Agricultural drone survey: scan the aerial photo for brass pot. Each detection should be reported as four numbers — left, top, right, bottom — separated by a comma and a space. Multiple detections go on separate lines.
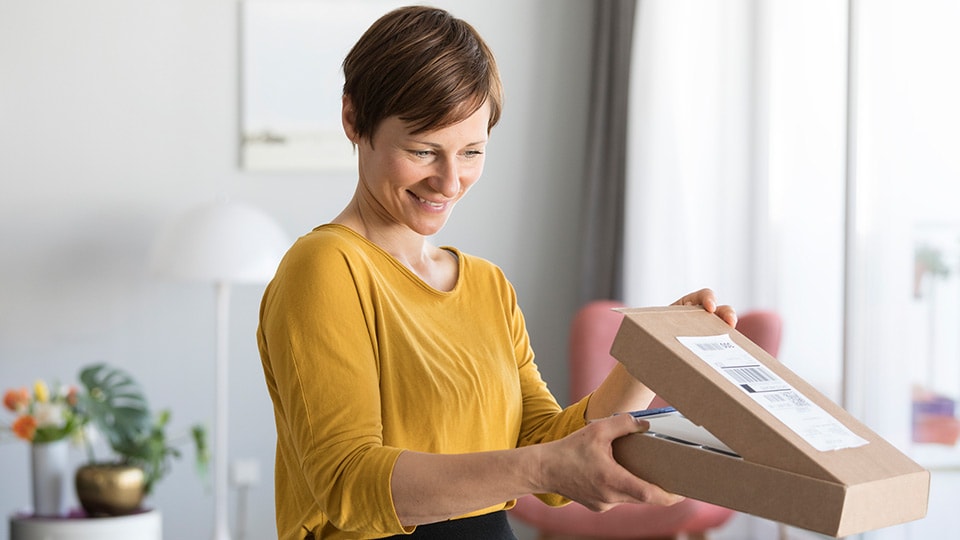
75, 463, 146, 516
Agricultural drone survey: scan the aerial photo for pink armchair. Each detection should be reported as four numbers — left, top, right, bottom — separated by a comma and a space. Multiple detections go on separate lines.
509, 300, 783, 540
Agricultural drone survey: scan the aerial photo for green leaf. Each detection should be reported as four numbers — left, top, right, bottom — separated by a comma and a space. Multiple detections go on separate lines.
78, 363, 151, 450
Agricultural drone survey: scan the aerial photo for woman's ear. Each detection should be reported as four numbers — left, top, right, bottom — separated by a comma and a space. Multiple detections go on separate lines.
342, 94, 359, 145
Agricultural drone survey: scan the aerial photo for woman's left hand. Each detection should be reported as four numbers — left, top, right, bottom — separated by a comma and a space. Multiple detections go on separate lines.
672, 288, 737, 328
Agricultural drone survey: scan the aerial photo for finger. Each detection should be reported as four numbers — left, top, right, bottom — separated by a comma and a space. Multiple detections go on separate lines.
611, 413, 651, 436
624, 415, 650, 435
589, 413, 650, 437
638, 483, 686, 506
716, 305, 738, 327
673, 288, 716, 311
613, 469, 686, 507
673, 290, 697, 307
697, 288, 717, 312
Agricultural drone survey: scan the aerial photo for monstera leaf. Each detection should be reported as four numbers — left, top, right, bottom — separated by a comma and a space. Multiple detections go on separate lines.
78, 363, 151, 450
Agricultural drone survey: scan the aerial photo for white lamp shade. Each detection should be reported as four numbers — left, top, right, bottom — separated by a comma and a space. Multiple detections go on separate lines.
151, 200, 290, 283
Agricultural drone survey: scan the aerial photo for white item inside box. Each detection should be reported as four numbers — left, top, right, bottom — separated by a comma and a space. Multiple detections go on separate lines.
631, 408, 740, 458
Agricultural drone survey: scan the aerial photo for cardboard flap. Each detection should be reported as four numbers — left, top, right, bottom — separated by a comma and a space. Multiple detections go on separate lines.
610, 306, 925, 484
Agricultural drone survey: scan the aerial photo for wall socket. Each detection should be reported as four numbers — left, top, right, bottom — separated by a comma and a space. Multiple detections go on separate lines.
230, 458, 261, 488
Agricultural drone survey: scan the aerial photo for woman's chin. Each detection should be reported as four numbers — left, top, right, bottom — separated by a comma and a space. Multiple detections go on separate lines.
410, 216, 451, 237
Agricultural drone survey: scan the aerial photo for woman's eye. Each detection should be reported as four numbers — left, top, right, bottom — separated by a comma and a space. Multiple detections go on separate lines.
464, 150, 484, 158
412, 150, 434, 158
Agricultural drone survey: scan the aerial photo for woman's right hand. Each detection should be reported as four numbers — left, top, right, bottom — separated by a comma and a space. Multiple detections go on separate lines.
537, 413, 684, 512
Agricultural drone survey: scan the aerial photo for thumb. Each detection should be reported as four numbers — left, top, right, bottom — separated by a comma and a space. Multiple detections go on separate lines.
600, 413, 651, 438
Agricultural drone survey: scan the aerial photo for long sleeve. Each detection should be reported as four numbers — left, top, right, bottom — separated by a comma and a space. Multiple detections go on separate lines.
258, 225, 587, 539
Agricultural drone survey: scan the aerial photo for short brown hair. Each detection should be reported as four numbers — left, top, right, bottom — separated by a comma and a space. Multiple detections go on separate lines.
342, 6, 503, 142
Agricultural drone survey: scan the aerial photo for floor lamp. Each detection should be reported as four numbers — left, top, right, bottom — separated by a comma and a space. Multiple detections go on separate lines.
151, 200, 289, 540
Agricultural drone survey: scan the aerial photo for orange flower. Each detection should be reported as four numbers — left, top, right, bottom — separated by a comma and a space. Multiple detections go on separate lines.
12, 415, 37, 441
3, 388, 30, 413
66, 386, 79, 407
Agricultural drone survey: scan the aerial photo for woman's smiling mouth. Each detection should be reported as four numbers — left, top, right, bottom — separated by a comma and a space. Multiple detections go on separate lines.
410, 191, 448, 210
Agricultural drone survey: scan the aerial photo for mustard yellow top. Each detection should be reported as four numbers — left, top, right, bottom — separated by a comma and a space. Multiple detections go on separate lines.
257, 224, 589, 539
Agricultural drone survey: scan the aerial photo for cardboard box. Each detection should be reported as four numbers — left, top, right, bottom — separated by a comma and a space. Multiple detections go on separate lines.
609, 306, 929, 538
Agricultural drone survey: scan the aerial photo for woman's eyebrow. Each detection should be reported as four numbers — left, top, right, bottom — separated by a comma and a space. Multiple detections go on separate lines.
408, 139, 488, 148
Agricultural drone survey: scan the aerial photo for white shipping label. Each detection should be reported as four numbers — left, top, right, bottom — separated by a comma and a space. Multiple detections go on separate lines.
676, 334, 869, 452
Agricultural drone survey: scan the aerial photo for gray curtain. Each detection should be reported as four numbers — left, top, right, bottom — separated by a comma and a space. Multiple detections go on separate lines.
577, 0, 636, 305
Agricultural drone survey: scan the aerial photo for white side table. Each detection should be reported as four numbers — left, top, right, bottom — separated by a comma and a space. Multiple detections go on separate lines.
9, 509, 162, 540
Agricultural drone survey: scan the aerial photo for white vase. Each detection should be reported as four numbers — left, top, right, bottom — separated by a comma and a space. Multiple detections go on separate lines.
31, 440, 70, 517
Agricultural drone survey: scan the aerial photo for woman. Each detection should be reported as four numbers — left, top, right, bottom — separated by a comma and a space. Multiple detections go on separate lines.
257, 6, 737, 539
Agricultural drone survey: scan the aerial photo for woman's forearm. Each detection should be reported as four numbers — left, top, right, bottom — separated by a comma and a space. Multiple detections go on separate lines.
390, 446, 543, 526
584, 363, 656, 421
390, 412, 683, 528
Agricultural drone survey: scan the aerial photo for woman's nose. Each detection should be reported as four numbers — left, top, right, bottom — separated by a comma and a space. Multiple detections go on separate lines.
431, 157, 460, 198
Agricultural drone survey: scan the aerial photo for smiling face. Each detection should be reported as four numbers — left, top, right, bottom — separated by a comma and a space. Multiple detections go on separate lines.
346, 100, 490, 238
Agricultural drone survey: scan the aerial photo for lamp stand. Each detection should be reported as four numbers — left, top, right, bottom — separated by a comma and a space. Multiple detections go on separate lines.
150, 200, 289, 539
214, 281, 231, 540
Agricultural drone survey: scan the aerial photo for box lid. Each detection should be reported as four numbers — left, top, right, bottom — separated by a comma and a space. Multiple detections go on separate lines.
610, 306, 926, 485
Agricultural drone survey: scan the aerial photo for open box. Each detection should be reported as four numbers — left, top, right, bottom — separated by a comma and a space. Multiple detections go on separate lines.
609, 306, 930, 538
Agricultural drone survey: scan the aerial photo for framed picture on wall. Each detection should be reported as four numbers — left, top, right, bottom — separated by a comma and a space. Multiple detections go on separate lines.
239, 1, 404, 172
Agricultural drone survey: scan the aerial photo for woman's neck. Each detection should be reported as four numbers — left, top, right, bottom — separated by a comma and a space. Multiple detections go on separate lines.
333, 197, 457, 291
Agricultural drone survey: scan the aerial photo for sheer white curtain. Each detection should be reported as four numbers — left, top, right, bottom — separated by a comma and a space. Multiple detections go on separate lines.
624, 1, 960, 538
623, 0, 849, 397
852, 6, 960, 540
622, 0, 755, 310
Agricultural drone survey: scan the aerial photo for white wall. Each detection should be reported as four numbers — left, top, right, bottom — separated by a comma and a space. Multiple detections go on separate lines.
0, 1, 592, 538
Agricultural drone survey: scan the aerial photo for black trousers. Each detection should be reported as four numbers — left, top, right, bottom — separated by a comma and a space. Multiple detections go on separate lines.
383, 511, 517, 540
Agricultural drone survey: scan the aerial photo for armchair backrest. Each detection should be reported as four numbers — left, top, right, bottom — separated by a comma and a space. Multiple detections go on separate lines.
568, 301, 783, 404
568, 300, 627, 402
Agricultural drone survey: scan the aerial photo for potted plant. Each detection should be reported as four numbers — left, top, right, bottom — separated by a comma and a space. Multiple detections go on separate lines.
75, 363, 208, 516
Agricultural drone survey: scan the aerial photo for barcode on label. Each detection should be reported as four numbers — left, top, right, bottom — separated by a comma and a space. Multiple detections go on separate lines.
726, 366, 776, 384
